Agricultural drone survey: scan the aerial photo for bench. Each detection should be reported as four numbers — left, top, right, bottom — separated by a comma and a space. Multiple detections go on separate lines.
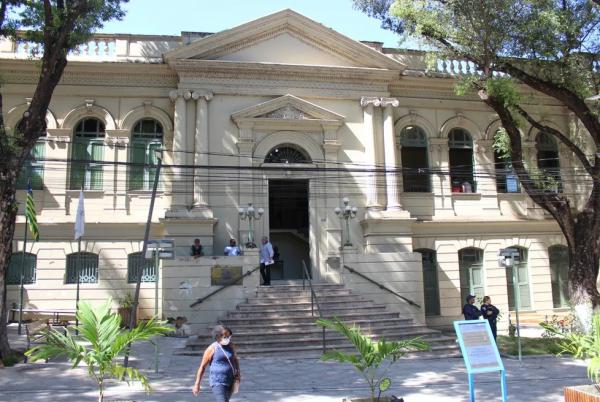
10, 308, 77, 326
24, 319, 50, 363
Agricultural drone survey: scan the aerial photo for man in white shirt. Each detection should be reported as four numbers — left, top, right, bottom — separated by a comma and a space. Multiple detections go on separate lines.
224, 239, 242, 256
259, 236, 274, 286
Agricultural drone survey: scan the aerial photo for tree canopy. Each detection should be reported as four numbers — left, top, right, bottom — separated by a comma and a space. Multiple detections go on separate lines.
356, 0, 600, 311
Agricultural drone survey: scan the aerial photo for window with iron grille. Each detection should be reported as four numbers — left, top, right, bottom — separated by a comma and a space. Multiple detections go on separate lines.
264, 144, 311, 164
66, 252, 99, 284
127, 252, 157, 283
70, 118, 105, 190
7, 252, 36, 285
129, 119, 163, 190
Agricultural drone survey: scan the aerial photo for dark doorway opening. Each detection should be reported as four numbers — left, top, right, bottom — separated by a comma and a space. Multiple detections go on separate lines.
268, 179, 310, 280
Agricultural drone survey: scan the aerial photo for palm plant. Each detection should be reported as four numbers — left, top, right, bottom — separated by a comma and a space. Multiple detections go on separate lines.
25, 298, 171, 402
316, 317, 429, 402
541, 311, 600, 386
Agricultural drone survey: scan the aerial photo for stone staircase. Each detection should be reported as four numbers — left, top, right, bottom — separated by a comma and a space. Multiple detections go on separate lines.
180, 282, 460, 359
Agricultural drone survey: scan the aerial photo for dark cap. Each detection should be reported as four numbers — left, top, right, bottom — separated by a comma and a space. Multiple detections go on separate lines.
466, 294, 476, 301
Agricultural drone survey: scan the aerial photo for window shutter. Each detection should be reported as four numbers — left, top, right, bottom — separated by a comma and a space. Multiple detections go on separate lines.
129, 140, 146, 190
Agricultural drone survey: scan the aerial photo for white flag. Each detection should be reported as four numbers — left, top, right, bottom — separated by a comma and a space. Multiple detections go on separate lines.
74, 190, 85, 240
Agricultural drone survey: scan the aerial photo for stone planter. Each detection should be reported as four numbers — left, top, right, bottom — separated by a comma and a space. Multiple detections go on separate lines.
565, 385, 600, 402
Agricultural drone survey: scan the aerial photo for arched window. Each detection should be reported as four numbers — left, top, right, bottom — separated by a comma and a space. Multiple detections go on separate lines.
70, 118, 105, 190
264, 144, 311, 164
549, 245, 569, 308
505, 246, 531, 310
493, 130, 520, 193
66, 252, 99, 284
458, 247, 484, 302
127, 252, 157, 283
7, 252, 36, 285
448, 128, 475, 192
15, 119, 46, 190
536, 132, 562, 192
129, 119, 163, 190
399, 126, 430, 192
416, 249, 440, 316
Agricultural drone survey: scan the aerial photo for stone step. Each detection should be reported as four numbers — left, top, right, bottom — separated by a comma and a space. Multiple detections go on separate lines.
220, 311, 401, 326
188, 327, 448, 349
245, 294, 367, 305
252, 289, 353, 298
231, 303, 386, 316
177, 342, 461, 359
257, 283, 345, 292
208, 317, 415, 334
231, 323, 437, 339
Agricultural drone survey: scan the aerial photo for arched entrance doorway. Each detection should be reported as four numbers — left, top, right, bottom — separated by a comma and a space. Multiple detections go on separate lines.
264, 144, 312, 280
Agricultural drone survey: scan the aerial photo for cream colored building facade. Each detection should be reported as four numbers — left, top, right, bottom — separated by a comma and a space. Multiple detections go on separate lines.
1, 10, 580, 330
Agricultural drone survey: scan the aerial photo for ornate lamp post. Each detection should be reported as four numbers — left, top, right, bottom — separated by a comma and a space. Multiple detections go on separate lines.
334, 197, 358, 248
239, 202, 264, 248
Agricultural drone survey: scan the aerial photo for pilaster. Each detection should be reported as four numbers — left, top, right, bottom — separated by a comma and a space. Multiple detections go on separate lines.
428, 137, 454, 218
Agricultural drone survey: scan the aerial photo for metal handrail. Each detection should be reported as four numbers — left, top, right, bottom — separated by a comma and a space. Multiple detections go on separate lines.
189, 266, 261, 308
301, 260, 326, 353
343, 265, 421, 308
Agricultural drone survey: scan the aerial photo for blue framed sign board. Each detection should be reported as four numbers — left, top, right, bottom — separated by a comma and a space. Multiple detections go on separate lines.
454, 320, 508, 402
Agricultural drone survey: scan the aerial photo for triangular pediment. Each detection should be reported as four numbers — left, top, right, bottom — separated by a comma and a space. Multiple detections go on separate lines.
165, 9, 403, 70
231, 94, 345, 126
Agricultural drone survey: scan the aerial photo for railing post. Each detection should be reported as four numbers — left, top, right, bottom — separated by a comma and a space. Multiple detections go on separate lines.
311, 290, 314, 317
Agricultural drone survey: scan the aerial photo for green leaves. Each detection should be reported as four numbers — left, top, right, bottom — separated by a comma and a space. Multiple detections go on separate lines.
316, 317, 429, 401
25, 298, 171, 401
542, 312, 600, 384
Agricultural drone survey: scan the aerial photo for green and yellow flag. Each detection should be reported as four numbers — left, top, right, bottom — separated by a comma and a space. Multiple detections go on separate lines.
26, 182, 39, 241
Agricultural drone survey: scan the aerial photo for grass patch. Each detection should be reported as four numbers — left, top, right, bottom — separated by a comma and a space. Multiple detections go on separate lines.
496, 335, 566, 356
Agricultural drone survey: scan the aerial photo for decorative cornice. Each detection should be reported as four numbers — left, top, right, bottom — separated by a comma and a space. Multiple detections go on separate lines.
232, 94, 345, 128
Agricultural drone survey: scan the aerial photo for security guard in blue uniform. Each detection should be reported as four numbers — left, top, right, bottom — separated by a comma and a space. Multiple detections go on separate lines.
481, 295, 500, 341
462, 294, 482, 320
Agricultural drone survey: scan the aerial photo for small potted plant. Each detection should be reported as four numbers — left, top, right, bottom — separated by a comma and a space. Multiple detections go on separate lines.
316, 317, 429, 402
541, 311, 600, 401
117, 293, 137, 328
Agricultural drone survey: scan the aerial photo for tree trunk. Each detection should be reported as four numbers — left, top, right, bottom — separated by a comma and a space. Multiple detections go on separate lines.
0, 166, 18, 360
569, 217, 600, 332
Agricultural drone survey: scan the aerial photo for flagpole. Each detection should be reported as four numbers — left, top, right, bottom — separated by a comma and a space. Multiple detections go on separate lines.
75, 237, 81, 334
17, 213, 28, 336
74, 187, 85, 335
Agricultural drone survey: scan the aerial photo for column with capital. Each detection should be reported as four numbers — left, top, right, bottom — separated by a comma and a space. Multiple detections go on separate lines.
192, 90, 213, 215
381, 97, 405, 213
360, 97, 382, 211
168, 89, 188, 211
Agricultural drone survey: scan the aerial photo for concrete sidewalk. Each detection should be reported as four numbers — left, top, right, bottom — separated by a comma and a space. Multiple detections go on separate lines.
0, 324, 588, 401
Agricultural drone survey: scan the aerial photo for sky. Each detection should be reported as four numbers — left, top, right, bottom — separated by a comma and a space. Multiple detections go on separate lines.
98, 0, 406, 48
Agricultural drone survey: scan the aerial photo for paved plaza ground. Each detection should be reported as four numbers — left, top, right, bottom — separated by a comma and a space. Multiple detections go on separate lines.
0, 324, 589, 402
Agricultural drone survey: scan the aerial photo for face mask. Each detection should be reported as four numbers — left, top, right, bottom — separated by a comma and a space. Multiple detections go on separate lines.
220, 337, 231, 346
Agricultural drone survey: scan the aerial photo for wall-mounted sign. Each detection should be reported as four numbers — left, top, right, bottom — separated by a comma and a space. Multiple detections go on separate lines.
211, 266, 243, 286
